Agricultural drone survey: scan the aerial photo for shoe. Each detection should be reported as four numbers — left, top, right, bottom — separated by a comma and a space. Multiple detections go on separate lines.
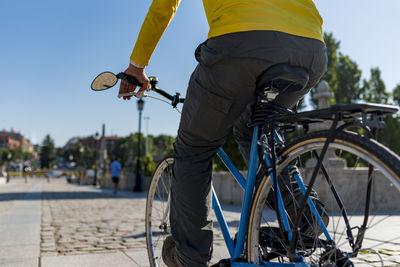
162, 235, 184, 267
209, 259, 230, 267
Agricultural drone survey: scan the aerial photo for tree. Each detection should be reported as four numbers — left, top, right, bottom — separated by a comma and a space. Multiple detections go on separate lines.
379, 114, 400, 155
321, 32, 340, 91
39, 134, 56, 169
379, 83, 400, 155
153, 135, 175, 157
0, 149, 14, 166
109, 133, 147, 167
361, 67, 388, 104
310, 32, 340, 107
392, 83, 400, 106
335, 53, 362, 104
310, 32, 363, 106
141, 154, 156, 176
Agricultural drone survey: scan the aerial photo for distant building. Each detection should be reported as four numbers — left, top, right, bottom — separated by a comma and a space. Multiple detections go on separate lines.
0, 130, 34, 152
63, 135, 121, 152
63, 137, 81, 151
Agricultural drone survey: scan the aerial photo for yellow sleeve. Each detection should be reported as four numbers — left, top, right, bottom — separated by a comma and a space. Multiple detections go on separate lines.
130, 0, 181, 66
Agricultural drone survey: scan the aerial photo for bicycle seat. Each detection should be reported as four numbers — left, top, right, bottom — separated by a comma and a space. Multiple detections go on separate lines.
256, 64, 310, 109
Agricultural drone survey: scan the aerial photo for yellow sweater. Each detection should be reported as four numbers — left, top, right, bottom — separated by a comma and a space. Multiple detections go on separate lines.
130, 0, 323, 66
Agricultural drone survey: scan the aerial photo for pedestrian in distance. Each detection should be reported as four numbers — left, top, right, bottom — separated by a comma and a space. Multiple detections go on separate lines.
110, 159, 122, 194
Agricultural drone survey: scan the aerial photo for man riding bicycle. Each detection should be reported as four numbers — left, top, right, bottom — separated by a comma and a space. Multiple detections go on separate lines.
119, 1, 327, 266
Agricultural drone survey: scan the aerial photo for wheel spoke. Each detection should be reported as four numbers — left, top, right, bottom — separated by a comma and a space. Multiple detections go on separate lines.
146, 158, 174, 267
247, 131, 400, 266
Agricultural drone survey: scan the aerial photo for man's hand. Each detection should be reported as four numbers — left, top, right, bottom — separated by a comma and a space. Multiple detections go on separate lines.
118, 64, 150, 100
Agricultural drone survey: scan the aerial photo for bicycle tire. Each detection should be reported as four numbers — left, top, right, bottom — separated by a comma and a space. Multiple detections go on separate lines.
146, 156, 174, 267
247, 130, 400, 266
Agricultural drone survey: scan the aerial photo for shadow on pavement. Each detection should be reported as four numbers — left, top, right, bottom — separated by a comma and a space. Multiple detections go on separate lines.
0, 191, 147, 201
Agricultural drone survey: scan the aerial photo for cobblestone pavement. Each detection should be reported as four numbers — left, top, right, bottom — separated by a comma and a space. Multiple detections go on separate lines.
40, 180, 148, 257
39, 178, 234, 265
0, 177, 399, 266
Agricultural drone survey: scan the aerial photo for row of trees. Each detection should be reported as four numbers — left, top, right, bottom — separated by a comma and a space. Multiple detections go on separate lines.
0, 148, 34, 167
107, 133, 174, 176
316, 32, 400, 155
36, 133, 175, 176
314, 33, 400, 106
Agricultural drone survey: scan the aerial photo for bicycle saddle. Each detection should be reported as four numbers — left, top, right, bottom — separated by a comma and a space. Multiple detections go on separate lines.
255, 64, 310, 109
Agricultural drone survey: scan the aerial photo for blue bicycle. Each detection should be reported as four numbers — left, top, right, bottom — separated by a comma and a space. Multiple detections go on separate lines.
91, 66, 400, 267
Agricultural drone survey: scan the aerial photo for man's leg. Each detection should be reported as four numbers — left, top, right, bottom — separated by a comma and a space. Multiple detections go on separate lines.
112, 177, 118, 194
168, 31, 327, 267
232, 32, 328, 236
169, 56, 267, 266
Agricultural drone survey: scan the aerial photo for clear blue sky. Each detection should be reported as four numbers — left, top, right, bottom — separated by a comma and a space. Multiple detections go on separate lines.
1, 0, 399, 147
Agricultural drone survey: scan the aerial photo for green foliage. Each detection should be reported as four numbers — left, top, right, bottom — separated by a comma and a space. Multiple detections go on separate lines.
379, 115, 400, 155
310, 32, 340, 107
141, 154, 156, 176
213, 130, 246, 171
321, 32, 340, 92
0, 148, 33, 166
82, 146, 96, 168
107, 133, 175, 176
163, 146, 174, 157
39, 134, 56, 169
62, 142, 96, 168
109, 133, 146, 167
335, 53, 362, 104
153, 134, 175, 158
392, 84, 400, 106
309, 32, 400, 157
311, 32, 363, 106
362, 67, 388, 104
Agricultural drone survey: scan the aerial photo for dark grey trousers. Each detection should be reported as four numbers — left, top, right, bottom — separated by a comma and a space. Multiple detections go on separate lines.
170, 31, 327, 267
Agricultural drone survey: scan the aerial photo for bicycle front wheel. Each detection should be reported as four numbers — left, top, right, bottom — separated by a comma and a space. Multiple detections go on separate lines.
247, 130, 400, 266
146, 156, 174, 267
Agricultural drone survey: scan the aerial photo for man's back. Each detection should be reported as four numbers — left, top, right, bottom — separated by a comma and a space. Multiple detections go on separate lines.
130, 0, 323, 66
203, 0, 323, 42
110, 160, 122, 178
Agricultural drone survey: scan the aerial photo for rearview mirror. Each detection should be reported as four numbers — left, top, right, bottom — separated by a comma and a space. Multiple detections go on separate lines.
91, 72, 118, 91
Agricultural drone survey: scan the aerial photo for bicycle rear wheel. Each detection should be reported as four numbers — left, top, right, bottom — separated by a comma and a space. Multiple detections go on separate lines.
247, 130, 400, 266
146, 157, 174, 267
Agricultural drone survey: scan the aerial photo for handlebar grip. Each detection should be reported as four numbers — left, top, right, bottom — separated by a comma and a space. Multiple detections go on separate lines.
116, 72, 143, 87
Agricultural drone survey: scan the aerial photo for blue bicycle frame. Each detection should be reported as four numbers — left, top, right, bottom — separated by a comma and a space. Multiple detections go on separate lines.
212, 126, 331, 267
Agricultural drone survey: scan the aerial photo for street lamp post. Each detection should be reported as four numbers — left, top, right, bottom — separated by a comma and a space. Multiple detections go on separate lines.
6, 153, 12, 183
93, 132, 100, 186
144, 116, 150, 155
134, 98, 144, 192
78, 146, 84, 185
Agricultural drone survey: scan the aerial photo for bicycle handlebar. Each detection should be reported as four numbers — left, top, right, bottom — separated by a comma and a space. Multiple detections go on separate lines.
118, 72, 185, 107
116, 72, 143, 87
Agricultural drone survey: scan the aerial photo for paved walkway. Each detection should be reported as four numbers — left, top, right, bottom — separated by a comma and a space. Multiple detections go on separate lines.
0, 177, 233, 267
0, 177, 399, 266
0, 180, 41, 266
